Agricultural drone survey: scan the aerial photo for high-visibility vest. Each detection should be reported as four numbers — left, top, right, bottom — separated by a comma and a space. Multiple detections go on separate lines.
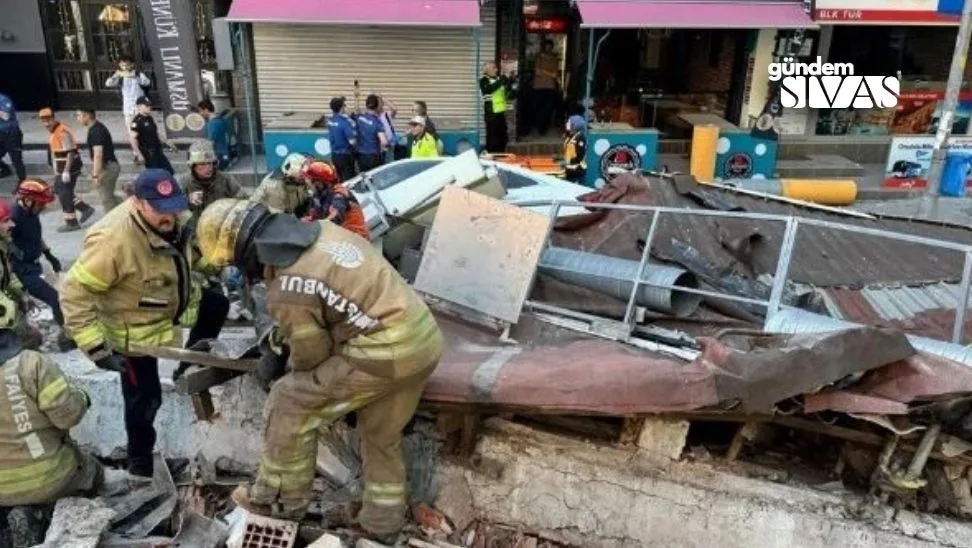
485, 77, 507, 114
411, 133, 440, 158
48, 123, 80, 173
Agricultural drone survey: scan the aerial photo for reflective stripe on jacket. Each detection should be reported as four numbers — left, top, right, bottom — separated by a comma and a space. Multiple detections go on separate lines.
410, 133, 440, 159
265, 221, 443, 377
48, 122, 81, 173
60, 199, 202, 359
0, 350, 88, 505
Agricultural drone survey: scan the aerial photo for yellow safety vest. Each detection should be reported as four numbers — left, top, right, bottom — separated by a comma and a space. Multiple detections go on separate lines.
411, 133, 440, 158
486, 77, 507, 114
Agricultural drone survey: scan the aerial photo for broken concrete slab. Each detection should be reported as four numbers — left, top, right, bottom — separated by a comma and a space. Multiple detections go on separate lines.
171, 508, 229, 548
110, 455, 178, 539
448, 419, 972, 548
37, 497, 115, 548
307, 533, 343, 548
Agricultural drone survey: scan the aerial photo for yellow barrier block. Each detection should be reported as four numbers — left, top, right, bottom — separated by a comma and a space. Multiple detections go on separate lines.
781, 179, 858, 206
690, 124, 719, 183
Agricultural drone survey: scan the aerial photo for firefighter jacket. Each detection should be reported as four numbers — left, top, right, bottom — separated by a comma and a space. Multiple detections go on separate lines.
0, 350, 89, 505
250, 177, 310, 215
47, 122, 82, 175
563, 131, 587, 182
304, 184, 370, 240
61, 200, 202, 360
265, 221, 442, 377
177, 170, 248, 220
0, 237, 24, 324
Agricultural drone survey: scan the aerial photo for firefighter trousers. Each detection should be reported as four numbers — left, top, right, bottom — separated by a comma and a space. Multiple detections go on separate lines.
251, 348, 439, 535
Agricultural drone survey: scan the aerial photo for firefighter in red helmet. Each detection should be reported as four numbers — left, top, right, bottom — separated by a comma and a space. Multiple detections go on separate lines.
281, 153, 370, 240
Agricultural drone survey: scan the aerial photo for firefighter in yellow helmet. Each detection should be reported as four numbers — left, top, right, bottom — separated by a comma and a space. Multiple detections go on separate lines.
0, 310, 103, 547
195, 199, 442, 542
60, 169, 229, 481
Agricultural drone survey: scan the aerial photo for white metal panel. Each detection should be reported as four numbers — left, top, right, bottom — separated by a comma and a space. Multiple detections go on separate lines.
253, 23, 481, 129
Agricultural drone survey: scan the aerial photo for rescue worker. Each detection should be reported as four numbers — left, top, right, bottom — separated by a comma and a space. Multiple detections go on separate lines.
9, 180, 74, 351
60, 169, 229, 481
196, 199, 443, 543
38, 108, 95, 232
408, 117, 441, 159
563, 114, 588, 183
327, 97, 357, 182
0, 320, 102, 548
177, 140, 246, 227
479, 62, 513, 153
356, 95, 387, 173
0, 200, 41, 351
281, 153, 370, 240
250, 171, 311, 215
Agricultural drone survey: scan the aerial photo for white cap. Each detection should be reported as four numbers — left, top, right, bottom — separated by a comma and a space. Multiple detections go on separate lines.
409, 115, 426, 126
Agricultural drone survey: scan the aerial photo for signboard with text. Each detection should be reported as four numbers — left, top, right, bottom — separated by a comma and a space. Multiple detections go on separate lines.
814, 0, 960, 23
138, 0, 206, 139
883, 135, 972, 188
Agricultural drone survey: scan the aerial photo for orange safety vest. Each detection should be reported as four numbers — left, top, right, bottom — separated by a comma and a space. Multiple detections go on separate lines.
48, 122, 80, 173
332, 185, 370, 240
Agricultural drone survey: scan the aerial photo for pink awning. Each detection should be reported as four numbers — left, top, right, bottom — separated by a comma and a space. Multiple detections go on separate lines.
227, 0, 481, 27
577, 0, 815, 29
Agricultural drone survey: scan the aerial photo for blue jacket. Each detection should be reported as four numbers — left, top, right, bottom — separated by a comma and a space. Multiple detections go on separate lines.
355, 112, 385, 155
327, 114, 356, 155
206, 114, 230, 158
0, 94, 18, 133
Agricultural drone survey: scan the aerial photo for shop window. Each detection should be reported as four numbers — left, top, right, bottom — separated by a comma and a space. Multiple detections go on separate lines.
86, 3, 134, 66
44, 0, 89, 62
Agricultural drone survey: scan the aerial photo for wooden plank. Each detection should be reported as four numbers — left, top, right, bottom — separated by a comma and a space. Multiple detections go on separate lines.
190, 391, 215, 422
129, 344, 259, 373
176, 367, 245, 394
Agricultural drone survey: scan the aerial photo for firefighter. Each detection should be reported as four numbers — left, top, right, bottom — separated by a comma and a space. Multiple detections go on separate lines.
0, 319, 103, 547
10, 180, 74, 351
38, 108, 95, 232
0, 200, 41, 351
60, 169, 229, 481
195, 199, 442, 542
250, 170, 311, 215
281, 153, 370, 240
563, 114, 588, 183
177, 140, 247, 228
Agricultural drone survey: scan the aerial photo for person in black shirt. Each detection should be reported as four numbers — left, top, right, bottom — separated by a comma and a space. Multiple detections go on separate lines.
130, 96, 176, 174
77, 109, 121, 213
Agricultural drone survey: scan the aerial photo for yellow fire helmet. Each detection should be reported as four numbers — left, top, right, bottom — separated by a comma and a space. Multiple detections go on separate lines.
196, 198, 269, 267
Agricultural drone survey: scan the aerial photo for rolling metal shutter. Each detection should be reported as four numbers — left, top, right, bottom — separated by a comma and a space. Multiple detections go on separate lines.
253, 19, 495, 134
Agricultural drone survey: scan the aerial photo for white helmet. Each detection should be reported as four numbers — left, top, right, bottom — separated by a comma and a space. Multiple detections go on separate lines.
281, 152, 309, 179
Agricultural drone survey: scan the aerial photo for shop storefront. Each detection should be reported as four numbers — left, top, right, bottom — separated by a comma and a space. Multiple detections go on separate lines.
35, 0, 233, 112
227, 0, 496, 171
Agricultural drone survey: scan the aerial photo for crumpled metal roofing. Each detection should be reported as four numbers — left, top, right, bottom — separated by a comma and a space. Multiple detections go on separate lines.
554, 175, 972, 288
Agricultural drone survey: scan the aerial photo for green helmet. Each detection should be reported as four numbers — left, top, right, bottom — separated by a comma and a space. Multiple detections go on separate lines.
188, 140, 217, 166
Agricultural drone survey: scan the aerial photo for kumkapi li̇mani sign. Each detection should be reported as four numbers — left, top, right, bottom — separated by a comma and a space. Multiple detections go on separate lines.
768, 56, 899, 109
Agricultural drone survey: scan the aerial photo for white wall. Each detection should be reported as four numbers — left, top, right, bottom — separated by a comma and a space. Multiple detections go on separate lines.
0, 1, 46, 53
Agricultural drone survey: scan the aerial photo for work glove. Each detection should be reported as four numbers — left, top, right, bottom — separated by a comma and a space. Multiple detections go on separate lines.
95, 354, 127, 374
60, 171, 71, 184
43, 250, 62, 273
254, 345, 289, 393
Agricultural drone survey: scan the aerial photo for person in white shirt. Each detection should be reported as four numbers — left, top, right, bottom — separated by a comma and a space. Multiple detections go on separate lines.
104, 55, 151, 163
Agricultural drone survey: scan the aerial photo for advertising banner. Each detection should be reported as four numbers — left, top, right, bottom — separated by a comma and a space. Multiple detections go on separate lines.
814, 0, 959, 23
137, 0, 206, 139
815, 91, 972, 136
883, 135, 972, 188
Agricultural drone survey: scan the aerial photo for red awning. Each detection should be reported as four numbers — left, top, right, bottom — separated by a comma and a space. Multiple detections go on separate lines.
577, 0, 815, 29
227, 0, 482, 27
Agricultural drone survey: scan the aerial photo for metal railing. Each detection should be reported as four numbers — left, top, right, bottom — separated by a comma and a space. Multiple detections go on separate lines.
514, 200, 972, 345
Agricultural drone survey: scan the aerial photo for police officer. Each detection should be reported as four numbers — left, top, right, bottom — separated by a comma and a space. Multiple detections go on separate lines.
0, 93, 26, 182
0, 322, 102, 547
356, 94, 387, 173
327, 97, 357, 182
60, 169, 229, 481
196, 199, 442, 543
479, 62, 513, 153
130, 97, 177, 174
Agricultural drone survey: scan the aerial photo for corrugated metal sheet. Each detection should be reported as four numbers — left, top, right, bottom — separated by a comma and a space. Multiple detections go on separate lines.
253, 23, 484, 127
820, 284, 972, 344
554, 176, 972, 288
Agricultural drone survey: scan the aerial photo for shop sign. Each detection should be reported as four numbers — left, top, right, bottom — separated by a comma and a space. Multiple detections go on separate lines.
813, 0, 959, 23
137, 0, 206, 138
816, 91, 972, 136
883, 135, 972, 188
599, 144, 641, 181
525, 17, 568, 33
768, 57, 899, 110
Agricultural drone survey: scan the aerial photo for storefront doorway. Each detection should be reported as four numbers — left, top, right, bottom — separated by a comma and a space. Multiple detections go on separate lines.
40, 0, 154, 109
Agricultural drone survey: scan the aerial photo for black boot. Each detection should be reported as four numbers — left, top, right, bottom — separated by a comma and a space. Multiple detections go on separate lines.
78, 202, 96, 224
56, 219, 82, 233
